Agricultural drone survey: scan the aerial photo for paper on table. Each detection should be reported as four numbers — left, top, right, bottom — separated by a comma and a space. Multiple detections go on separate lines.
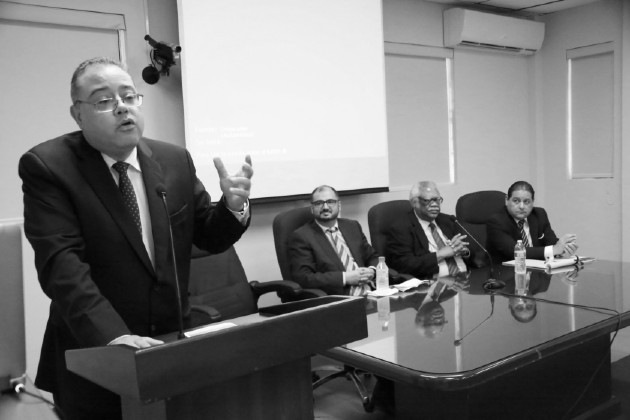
366, 278, 431, 296
367, 287, 398, 297
393, 278, 432, 291
184, 322, 237, 338
502, 256, 594, 270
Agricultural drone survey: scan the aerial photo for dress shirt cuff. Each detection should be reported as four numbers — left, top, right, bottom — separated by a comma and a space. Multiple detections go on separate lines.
342, 271, 346, 285
227, 200, 250, 225
544, 245, 554, 261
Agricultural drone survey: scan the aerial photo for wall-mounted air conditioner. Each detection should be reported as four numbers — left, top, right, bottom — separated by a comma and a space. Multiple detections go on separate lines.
443, 8, 545, 55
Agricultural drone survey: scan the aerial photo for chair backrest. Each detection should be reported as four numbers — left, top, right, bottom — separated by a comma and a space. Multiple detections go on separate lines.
0, 222, 26, 391
272, 207, 313, 280
455, 190, 505, 266
188, 245, 257, 321
367, 200, 411, 257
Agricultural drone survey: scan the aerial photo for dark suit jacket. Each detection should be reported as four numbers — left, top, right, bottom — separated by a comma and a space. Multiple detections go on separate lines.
487, 206, 559, 262
386, 211, 471, 280
19, 131, 248, 396
288, 218, 380, 295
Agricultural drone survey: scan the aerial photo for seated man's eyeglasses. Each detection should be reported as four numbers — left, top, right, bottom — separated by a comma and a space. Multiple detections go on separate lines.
311, 199, 339, 208
417, 197, 444, 206
75, 93, 144, 113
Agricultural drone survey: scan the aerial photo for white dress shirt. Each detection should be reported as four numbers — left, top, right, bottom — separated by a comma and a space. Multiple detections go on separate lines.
513, 217, 554, 260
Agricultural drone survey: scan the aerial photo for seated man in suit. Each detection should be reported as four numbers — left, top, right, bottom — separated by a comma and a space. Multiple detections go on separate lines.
387, 181, 472, 279
487, 181, 578, 262
288, 185, 380, 295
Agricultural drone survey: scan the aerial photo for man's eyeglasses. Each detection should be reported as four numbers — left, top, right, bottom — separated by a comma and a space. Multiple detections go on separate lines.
311, 199, 339, 208
75, 94, 144, 113
416, 197, 443, 206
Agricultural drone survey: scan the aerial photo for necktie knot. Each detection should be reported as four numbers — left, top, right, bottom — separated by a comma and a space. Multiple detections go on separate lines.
429, 222, 437, 231
327, 227, 339, 234
112, 161, 130, 174
518, 219, 525, 229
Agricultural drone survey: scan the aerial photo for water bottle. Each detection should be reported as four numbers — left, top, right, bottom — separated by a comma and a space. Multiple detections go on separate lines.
377, 297, 390, 331
514, 239, 526, 274
376, 256, 389, 290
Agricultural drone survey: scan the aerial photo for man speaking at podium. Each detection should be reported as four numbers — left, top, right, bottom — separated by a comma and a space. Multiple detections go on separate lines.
289, 185, 379, 295
19, 57, 253, 420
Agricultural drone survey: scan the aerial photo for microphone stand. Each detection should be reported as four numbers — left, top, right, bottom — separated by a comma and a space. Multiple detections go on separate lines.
157, 187, 186, 340
450, 216, 505, 291
454, 295, 494, 346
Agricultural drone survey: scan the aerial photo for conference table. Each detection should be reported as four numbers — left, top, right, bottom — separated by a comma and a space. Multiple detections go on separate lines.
321, 260, 629, 419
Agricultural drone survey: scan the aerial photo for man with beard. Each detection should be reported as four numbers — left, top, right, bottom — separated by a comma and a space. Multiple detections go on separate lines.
288, 185, 379, 295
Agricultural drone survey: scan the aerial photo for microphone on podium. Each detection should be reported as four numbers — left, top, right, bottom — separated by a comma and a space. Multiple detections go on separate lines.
449, 215, 505, 291
454, 294, 494, 346
156, 184, 186, 340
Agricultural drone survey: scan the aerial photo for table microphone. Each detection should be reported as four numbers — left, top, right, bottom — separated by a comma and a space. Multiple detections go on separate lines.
449, 216, 505, 291
454, 294, 494, 346
156, 184, 186, 340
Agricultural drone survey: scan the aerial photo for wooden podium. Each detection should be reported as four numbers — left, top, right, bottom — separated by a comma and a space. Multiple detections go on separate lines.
66, 296, 367, 420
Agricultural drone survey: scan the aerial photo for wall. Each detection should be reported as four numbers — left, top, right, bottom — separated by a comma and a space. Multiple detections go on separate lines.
537, 0, 624, 260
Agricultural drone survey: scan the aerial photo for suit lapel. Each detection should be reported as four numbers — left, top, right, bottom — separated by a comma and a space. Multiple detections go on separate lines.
527, 213, 539, 246
410, 211, 430, 250
74, 137, 154, 275
137, 140, 169, 277
504, 207, 521, 238
309, 221, 345, 271
338, 220, 361, 265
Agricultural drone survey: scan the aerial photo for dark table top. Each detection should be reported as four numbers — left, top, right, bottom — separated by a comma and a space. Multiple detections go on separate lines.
323, 260, 627, 390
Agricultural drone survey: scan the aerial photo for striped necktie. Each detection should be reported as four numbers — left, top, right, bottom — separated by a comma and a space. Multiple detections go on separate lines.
113, 162, 142, 234
517, 219, 530, 247
429, 222, 459, 276
326, 227, 368, 296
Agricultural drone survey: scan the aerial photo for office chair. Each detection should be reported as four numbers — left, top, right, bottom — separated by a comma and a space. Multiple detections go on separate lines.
272, 206, 314, 281
188, 245, 307, 326
367, 200, 411, 257
455, 190, 505, 268
272, 207, 374, 412
0, 222, 26, 393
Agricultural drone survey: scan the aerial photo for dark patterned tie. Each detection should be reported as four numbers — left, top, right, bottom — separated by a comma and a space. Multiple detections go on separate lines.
112, 162, 142, 234
517, 219, 529, 247
326, 227, 367, 296
429, 222, 459, 276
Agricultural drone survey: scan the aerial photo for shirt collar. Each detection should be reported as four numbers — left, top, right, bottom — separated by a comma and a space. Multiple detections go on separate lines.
414, 212, 434, 229
315, 220, 339, 233
513, 217, 529, 227
101, 148, 141, 172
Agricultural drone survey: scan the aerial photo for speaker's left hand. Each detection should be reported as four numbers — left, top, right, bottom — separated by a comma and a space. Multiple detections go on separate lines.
213, 155, 253, 211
